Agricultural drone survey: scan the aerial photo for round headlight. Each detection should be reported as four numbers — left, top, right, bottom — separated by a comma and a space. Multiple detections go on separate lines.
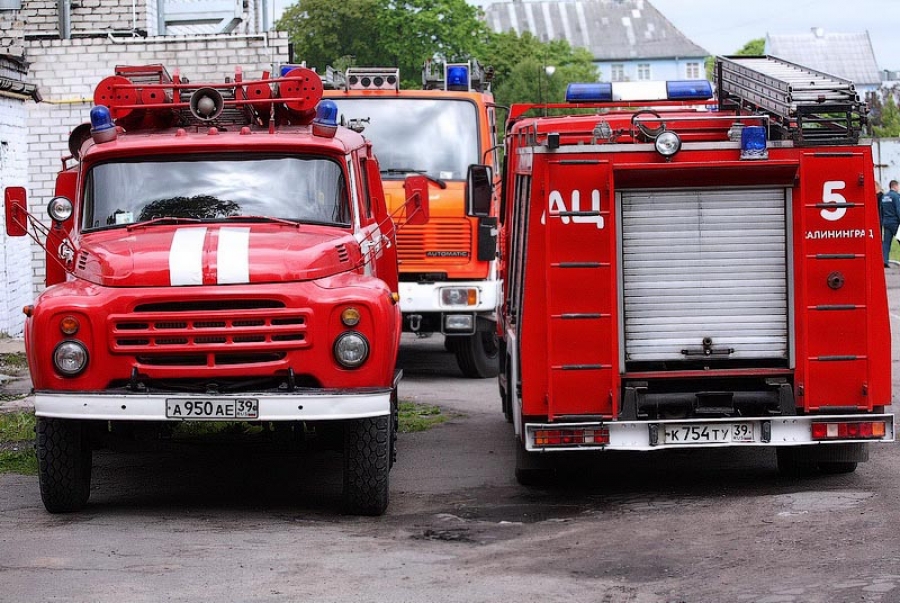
654, 131, 682, 157
53, 340, 88, 376
333, 332, 369, 369
47, 196, 74, 222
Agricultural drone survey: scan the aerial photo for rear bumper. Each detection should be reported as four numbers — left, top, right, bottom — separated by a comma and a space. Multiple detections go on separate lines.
34, 388, 394, 422
524, 414, 895, 452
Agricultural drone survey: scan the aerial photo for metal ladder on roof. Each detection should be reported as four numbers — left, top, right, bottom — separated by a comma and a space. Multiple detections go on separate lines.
715, 55, 867, 146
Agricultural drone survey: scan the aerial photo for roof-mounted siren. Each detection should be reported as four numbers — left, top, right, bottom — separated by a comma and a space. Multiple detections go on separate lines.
189, 88, 225, 121
566, 80, 713, 103
345, 68, 400, 91
422, 59, 491, 93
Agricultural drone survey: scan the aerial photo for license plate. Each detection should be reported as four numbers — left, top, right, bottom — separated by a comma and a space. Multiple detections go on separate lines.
165, 398, 259, 420
663, 423, 755, 444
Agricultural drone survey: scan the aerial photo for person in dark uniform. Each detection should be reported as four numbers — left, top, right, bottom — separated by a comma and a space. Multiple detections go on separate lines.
881, 180, 900, 267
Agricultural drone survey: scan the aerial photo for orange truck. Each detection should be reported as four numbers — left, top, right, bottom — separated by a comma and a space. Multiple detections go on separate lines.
324, 60, 502, 378
473, 55, 894, 482
5, 64, 427, 515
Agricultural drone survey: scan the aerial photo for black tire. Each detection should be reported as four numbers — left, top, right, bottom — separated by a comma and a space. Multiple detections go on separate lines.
514, 439, 555, 487
36, 417, 92, 513
818, 461, 858, 474
775, 448, 810, 479
500, 369, 513, 424
342, 415, 390, 516
454, 330, 500, 379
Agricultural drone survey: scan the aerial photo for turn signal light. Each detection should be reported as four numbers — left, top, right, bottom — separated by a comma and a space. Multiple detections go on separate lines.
534, 427, 610, 447
60, 315, 80, 335
811, 421, 886, 440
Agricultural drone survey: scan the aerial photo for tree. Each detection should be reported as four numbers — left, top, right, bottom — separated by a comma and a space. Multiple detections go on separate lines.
277, 0, 382, 72
483, 31, 598, 108
874, 92, 900, 137
705, 37, 765, 79
277, 0, 489, 83
735, 38, 765, 56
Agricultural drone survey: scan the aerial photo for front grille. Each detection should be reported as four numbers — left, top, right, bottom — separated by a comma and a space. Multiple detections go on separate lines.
109, 298, 310, 366
397, 218, 472, 263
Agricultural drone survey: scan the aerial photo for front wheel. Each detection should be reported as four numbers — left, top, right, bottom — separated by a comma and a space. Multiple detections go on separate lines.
453, 331, 500, 379
36, 417, 92, 513
342, 415, 391, 516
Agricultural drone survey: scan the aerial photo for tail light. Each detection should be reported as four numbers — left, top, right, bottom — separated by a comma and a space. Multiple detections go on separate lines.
811, 421, 887, 441
534, 427, 610, 447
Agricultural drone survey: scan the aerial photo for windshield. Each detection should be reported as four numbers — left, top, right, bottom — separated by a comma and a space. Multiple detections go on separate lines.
81, 155, 350, 231
330, 98, 479, 181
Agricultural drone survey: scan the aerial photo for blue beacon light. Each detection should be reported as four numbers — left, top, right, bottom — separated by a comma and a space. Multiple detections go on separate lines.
740, 125, 768, 160
565, 83, 613, 103
89, 105, 117, 143
446, 65, 470, 91
312, 99, 339, 138
666, 80, 713, 100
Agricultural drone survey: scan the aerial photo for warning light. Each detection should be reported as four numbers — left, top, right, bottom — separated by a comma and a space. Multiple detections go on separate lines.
89, 105, 117, 144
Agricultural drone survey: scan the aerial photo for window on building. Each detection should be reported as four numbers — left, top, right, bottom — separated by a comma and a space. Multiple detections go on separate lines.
637, 64, 651, 81
686, 62, 701, 79
611, 64, 625, 82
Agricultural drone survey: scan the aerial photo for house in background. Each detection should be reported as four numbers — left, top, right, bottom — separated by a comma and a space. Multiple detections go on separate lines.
766, 28, 882, 97
483, 0, 708, 82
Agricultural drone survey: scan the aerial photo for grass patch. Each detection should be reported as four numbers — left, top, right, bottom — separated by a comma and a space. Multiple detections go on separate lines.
0, 351, 28, 372
0, 410, 35, 442
0, 411, 37, 475
398, 401, 450, 433
0, 449, 38, 475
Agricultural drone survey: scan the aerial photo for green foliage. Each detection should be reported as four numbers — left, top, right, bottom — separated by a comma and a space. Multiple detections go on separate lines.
873, 93, 900, 137
735, 38, 765, 56
484, 31, 598, 108
277, 0, 489, 81
277, 0, 596, 104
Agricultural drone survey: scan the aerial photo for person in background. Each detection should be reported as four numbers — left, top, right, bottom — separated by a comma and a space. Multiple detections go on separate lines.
881, 180, 900, 267
876, 181, 884, 229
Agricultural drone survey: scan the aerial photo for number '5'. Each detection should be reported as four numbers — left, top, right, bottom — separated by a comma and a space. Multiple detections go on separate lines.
821, 181, 847, 221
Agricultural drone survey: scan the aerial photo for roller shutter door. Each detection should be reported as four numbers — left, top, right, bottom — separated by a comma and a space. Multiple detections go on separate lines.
620, 187, 789, 364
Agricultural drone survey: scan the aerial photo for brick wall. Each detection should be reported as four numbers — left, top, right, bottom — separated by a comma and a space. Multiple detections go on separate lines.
0, 97, 32, 337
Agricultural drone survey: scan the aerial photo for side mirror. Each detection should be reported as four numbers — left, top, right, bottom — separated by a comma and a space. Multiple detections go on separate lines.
466, 164, 493, 218
5, 187, 28, 237
403, 175, 430, 226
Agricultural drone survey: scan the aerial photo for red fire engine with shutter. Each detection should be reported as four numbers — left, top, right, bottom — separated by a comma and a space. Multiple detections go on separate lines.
4, 64, 428, 515
470, 56, 894, 482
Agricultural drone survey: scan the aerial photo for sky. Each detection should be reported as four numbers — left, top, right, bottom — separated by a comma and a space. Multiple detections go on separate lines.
270, 0, 899, 70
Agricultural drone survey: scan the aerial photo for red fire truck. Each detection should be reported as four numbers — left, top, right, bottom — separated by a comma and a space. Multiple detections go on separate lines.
470, 55, 894, 482
323, 60, 502, 378
4, 64, 428, 515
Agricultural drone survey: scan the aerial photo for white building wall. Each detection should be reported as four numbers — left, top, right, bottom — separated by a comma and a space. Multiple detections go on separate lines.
595, 56, 707, 82
0, 97, 32, 337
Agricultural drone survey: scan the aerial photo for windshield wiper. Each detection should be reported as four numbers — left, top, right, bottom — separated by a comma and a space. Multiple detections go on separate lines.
223, 215, 301, 228
126, 216, 202, 231
381, 169, 447, 189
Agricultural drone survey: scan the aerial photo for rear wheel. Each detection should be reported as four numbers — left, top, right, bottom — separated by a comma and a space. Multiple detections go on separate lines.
37, 417, 92, 513
514, 439, 555, 487
342, 415, 390, 516
453, 331, 500, 379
